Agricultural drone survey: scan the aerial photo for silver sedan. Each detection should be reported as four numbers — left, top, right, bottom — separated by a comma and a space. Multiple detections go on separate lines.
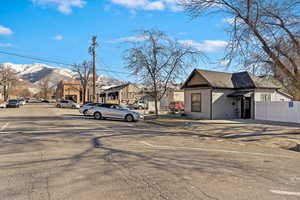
79, 102, 102, 116
87, 103, 142, 122
56, 100, 80, 109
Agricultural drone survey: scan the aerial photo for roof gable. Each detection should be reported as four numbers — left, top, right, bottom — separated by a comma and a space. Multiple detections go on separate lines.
182, 69, 211, 88
187, 71, 209, 86
182, 69, 280, 89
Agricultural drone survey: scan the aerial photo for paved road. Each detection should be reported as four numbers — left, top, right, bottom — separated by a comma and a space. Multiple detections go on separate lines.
0, 104, 299, 200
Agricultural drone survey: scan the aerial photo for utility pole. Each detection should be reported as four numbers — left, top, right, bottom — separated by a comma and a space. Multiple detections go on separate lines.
89, 36, 98, 102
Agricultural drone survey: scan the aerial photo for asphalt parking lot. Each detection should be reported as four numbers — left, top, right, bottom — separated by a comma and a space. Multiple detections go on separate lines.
0, 104, 299, 200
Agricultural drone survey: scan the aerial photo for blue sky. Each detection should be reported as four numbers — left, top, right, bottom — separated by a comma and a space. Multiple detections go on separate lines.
0, 0, 232, 81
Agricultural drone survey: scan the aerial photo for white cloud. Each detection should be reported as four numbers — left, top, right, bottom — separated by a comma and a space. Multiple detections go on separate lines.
31, 0, 86, 14
111, 0, 147, 8
110, 0, 180, 11
0, 25, 13, 36
222, 17, 243, 25
219, 59, 230, 66
0, 43, 13, 47
109, 35, 148, 43
54, 34, 63, 40
179, 40, 228, 53
222, 17, 235, 24
144, 1, 165, 10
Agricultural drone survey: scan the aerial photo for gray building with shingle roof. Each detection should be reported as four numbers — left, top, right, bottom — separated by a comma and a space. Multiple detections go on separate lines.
182, 69, 292, 119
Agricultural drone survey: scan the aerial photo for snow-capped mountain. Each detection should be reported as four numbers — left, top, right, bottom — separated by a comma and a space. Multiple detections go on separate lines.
1, 63, 125, 87
96, 75, 125, 86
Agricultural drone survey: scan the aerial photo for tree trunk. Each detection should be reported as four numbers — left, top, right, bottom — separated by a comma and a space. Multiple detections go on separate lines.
154, 90, 159, 117
43, 89, 47, 99
3, 86, 6, 101
154, 98, 158, 117
83, 87, 87, 104
4, 85, 8, 101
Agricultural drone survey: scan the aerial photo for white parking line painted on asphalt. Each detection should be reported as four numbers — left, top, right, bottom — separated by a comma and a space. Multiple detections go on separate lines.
269, 190, 300, 197
141, 141, 294, 158
0, 122, 9, 131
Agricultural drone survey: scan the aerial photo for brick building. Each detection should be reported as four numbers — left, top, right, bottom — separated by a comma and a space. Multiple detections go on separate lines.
56, 80, 81, 103
100, 83, 142, 105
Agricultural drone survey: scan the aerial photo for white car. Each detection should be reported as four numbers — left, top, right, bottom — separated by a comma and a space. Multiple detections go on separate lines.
18, 99, 26, 106
56, 100, 80, 109
0, 102, 6, 108
79, 102, 102, 116
87, 103, 143, 122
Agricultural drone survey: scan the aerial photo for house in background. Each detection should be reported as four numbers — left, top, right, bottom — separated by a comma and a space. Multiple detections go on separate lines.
159, 86, 184, 109
56, 80, 82, 103
100, 83, 141, 105
182, 69, 292, 120
87, 85, 115, 103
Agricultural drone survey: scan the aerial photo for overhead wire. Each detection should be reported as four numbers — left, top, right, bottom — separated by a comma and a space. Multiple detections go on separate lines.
0, 49, 131, 75
98, 57, 130, 81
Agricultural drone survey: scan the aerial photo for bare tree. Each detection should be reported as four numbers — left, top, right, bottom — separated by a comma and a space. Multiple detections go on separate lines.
72, 61, 92, 104
18, 88, 33, 98
181, 0, 300, 99
0, 64, 18, 101
124, 29, 203, 116
38, 76, 52, 99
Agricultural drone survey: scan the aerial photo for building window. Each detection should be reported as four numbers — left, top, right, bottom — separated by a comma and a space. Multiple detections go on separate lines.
128, 92, 135, 99
191, 93, 201, 112
261, 94, 271, 102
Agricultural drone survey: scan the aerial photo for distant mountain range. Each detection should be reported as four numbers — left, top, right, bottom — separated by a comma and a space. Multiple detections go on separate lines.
1, 63, 125, 87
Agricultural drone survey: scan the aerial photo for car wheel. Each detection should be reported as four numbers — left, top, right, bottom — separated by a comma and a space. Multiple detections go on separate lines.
57, 104, 61, 108
72, 105, 76, 109
94, 112, 102, 120
125, 114, 134, 122
83, 110, 88, 116
138, 106, 143, 110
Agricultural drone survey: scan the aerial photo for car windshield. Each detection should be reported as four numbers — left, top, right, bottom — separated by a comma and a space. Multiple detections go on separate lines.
9, 100, 18, 103
111, 105, 127, 110
85, 103, 95, 106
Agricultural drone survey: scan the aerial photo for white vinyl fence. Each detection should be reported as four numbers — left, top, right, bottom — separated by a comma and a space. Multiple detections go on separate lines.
255, 101, 300, 123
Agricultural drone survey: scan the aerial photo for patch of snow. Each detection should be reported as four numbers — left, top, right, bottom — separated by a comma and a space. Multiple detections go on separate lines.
28, 87, 40, 94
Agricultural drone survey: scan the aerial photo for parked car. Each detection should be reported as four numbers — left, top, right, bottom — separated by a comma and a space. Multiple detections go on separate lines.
18, 99, 26, 106
87, 103, 143, 122
27, 98, 41, 103
129, 100, 148, 110
6, 99, 20, 108
41, 99, 50, 103
169, 101, 184, 112
0, 101, 6, 108
79, 102, 102, 116
56, 100, 80, 109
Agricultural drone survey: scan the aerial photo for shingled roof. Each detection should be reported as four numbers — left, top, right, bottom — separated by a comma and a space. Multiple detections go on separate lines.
104, 83, 130, 91
182, 69, 280, 89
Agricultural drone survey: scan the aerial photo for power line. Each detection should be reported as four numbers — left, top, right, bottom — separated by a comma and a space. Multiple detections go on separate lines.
0, 49, 74, 67
98, 58, 130, 80
0, 49, 132, 75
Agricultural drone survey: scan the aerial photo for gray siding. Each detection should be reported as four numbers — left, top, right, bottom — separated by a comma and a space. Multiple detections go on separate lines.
254, 89, 292, 102
212, 89, 239, 119
184, 88, 211, 119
